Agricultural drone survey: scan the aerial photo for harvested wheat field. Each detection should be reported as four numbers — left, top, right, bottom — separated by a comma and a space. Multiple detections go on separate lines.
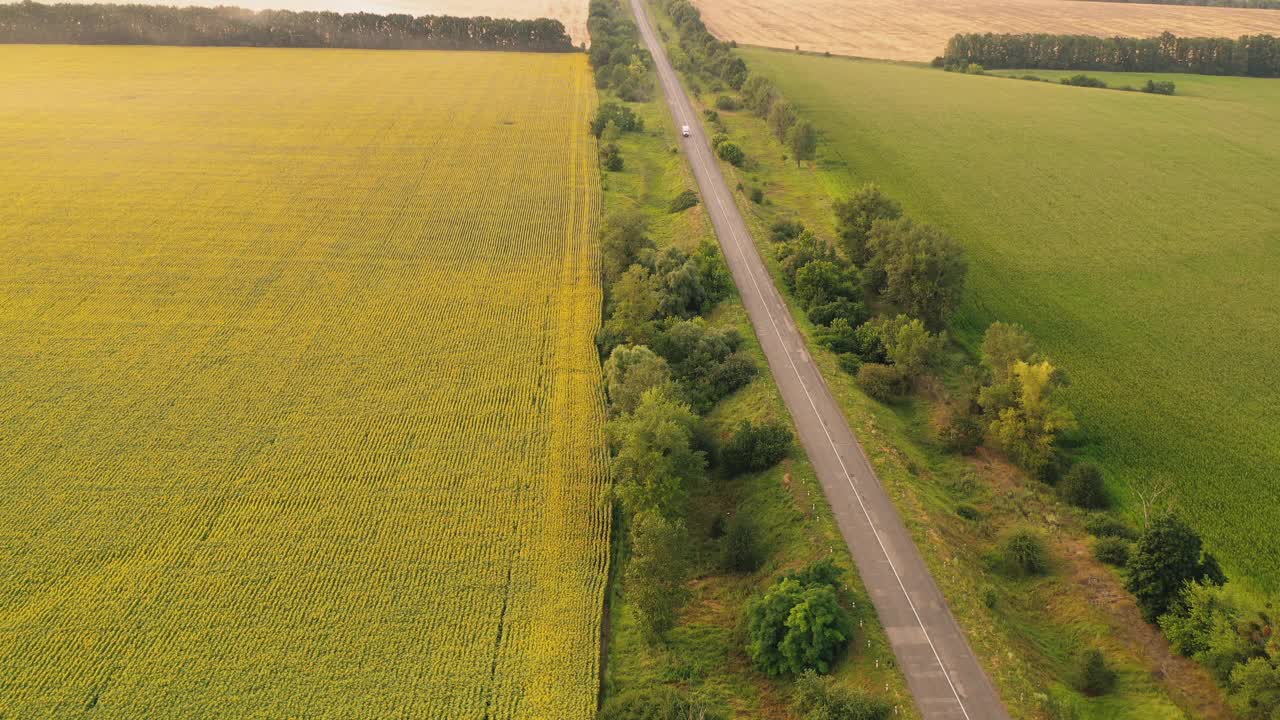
695, 0, 1280, 61
0, 46, 606, 718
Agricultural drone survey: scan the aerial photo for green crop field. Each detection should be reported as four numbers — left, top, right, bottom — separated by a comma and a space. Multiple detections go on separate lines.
0, 46, 607, 717
738, 49, 1280, 590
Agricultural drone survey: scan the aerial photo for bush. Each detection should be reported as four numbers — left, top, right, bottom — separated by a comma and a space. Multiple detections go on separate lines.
939, 410, 984, 455
1094, 537, 1130, 567
856, 363, 905, 403
710, 132, 729, 150
716, 141, 745, 166
721, 513, 764, 573
792, 670, 892, 720
745, 562, 852, 676
1002, 527, 1049, 576
722, 420, 793, 475
965, 62, 985, 75
591, 101, 644, 137
1143, 79, 1176, 95
714, 94, 740, 110
599, 687, 724, 720
750, 187, 764, 204
1084, 514, 1137, 540
931, 56, 945, 68
808, 298, 869, 329
1061, 74, 1107, 88
1073, 649, 1117, 696
770, 218, 805, 243
668, 189, 698, 213
1059, 462, 1107, 509
956, 503, 981, 521
600, 143, 624, 171
837, 353, 862, 376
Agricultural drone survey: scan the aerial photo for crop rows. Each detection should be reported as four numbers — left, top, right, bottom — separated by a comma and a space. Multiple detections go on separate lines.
0, 46, 607, 717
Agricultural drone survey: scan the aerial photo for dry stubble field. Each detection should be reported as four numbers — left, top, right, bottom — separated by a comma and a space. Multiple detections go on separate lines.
694, 0, 1280, 61
0, 46, 606, 718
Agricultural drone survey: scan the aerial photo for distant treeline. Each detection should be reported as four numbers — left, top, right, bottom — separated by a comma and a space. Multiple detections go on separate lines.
0, 1, 576, 51
1077, 0, 1280, 8
944, 31, 1280, 77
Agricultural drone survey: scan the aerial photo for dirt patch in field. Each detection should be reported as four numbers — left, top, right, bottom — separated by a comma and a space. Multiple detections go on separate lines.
694, 0, 1280, 61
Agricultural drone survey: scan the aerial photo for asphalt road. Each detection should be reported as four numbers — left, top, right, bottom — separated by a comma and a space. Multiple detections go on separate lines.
628, 1, 1012, 717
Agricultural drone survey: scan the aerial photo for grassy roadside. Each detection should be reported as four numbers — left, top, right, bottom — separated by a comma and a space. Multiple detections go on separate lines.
644, 5, 1236, 719
596, 68, 920, 719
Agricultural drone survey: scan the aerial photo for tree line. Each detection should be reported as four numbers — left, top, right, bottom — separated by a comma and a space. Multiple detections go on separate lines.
0, 1, 576, 51
1085, 0, 1280, 8
587, 0, 653, 101
944, 31, 1280, 77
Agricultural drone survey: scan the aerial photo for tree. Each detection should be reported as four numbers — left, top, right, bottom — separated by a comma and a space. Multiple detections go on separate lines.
1230, 657, 1280, 719
1073, 649, 1117, 696
606, 388, 705, 519
1159, 580, 1251, 683
722, 420, 793, 475
833, 184, 901, 265
981, 321, 1037, 384
603, 265, 663, 347
778, 231, 839, 290
746, 566, 853, 676
591, 101, 644, 137
794, 260, 857, 311
767, 100, 798, 141
741, 74, 776, 116
1126, 514, 1224, 622
625, 511, 690, 643
1060, 462, 1107, 509
652, 246, 709, 318
865, 217, 968, 328
873, 314, 944, 380
603, 345, 672, 416
987, 360, 1077, 478
787, 120, 818, 167
600, 210, 654, 284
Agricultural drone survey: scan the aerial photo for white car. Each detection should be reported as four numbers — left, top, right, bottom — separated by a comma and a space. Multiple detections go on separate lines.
681, 125, 691, 137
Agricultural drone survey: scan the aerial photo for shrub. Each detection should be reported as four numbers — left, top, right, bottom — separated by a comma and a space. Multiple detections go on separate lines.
837, 353, 862, 376
745, 562, 852, 676
965, 63, 985, 75
956, 503, 981, 521
722, 420, 793, 475
1093, 537, 1130, 566
703, 108, 719, 123
930, 56, 945, 68
750, 187, 764, 204
1085, 514, 1137, 540
716, 141, 745, 166
857, 363, 905, 403
792, 670, 892, 720
1059, 462, 1107, 510
1143, 80, 1176, 95
600, 143, 624, 171
721, 513, 764, 573
1073, 649, 1117, 696
599, 687, 724, 720
770, 218, 805, 243
591, 101, 643, 137
808, 298, 869, 329
710, 132, 729, 150
1061, 74, 1107, 88
668, 189, 698, 213
939, 410, 984, 455
714, 94, 740, 110
1002, 527, 1049, 576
